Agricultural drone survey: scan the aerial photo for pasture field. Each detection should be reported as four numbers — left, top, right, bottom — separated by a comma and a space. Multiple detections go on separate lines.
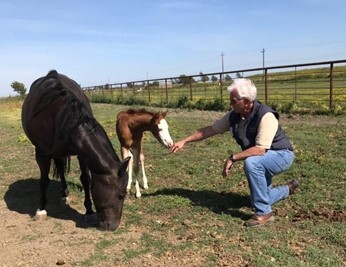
0, 97, 345, 267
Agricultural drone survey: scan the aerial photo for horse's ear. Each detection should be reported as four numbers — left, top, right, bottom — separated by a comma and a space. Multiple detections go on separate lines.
152, 112, 161, 122
118, 156, 130, 178
162, 110, 168, 118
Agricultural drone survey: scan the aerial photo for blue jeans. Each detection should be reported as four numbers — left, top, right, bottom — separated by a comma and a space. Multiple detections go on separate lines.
243, 149, 294, 215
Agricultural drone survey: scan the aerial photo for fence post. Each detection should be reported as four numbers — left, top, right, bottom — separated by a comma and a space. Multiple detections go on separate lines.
189, 77, 193, 101
120, 84, 123, 100
147, 80, 151, 103
329, 63, 334, 109
294, 67, 297, 102
165, 79, 168, 103
264, 69, 268, 104
219, 73, 223, 102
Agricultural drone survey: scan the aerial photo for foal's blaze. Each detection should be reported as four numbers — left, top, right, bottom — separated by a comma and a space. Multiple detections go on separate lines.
22, 70, 129, 231
151, 111, 174, 148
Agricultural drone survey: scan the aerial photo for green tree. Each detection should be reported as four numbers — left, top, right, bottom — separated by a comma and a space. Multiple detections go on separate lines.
127, 82, 134, 88
178, 75, 195, 86
211, 75, 218, 82
11, 81, 26, 97
225, 74, 232, 82
199, 71, 209, 83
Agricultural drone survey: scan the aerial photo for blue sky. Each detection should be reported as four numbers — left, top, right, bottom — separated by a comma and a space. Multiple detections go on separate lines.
1, 0, 345, 97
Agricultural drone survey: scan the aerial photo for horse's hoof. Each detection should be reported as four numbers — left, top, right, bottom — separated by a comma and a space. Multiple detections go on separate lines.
135, 192, 142, 198
60, 197, 70, 205
143, 185, 149, 190
84, 213, 98, 224
34, 209, 47, 221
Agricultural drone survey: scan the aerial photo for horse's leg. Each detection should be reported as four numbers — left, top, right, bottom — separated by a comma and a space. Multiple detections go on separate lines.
121, 147, 133, 192
35, 151, 51, 219
131, 141, 142, 198
140, 145, 148, 190
77, 157, 95, 219
54, 157, 70, 205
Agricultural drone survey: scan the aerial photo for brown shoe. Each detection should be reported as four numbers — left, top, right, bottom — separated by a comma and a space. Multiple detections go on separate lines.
244, 212, 274, 227
287, 179, 300, 195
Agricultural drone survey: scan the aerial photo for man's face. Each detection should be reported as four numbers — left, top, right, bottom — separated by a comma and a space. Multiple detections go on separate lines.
229, 90, 245, 113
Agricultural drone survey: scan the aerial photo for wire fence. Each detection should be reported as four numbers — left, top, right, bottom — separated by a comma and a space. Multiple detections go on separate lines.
82, 59, 346, 111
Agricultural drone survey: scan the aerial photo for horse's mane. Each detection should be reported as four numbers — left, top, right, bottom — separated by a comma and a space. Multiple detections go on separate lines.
33, 70, 100, 153
126, 108, 155, 116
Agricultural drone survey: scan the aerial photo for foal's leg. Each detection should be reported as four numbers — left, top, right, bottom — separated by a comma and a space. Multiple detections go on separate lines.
121, 147, 133, 192
54, 157, 70, 205
78, 157, 95, 218
140, 146, 148, 190
35, 151, 51, 219
131, 141, 142, 198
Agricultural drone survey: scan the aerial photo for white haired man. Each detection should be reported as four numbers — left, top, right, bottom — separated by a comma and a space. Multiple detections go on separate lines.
171, 78, 299, 227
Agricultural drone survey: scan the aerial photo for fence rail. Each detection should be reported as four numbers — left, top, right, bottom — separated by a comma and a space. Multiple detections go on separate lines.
82, 59, 346, 111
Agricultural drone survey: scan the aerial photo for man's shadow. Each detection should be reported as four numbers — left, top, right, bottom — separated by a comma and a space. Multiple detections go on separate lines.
145, 188, 251, 220
3, 178, 95, 229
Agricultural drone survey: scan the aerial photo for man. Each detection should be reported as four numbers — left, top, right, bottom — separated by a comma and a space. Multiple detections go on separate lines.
170, 78, 299, 227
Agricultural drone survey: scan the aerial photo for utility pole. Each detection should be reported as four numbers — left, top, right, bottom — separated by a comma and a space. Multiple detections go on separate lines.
261, 48, 265, 79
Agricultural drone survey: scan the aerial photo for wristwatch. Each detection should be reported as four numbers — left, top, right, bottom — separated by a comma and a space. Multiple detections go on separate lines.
228, 154, 235, 162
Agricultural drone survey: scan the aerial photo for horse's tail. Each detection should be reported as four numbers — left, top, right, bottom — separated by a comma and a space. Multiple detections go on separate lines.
52, 156, 71, 179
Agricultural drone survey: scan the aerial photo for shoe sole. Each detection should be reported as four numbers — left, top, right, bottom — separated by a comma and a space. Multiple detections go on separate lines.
245, 216, 275, 227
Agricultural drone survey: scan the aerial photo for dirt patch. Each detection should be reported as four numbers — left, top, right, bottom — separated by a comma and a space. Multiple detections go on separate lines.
292, 208, 346, 223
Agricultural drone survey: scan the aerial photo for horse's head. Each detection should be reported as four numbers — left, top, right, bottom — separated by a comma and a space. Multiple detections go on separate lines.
91, 157, 130, 231
151, 110, 173, 148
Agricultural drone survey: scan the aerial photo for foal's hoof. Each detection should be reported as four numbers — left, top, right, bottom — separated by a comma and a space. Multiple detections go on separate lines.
34, 209, 47, 221
60, 197, 70, 205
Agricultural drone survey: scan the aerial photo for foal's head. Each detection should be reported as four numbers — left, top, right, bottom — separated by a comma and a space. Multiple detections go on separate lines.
151, 111, 173, 148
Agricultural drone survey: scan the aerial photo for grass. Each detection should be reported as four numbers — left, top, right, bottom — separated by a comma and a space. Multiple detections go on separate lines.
0, 98, 345, 266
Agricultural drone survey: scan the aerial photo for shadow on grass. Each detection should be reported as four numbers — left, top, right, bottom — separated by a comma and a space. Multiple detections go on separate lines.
3, 177, 96, 229
146, 188, 252, 220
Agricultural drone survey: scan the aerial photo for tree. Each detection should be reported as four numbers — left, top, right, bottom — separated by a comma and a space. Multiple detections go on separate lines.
199, 71, 209, 83
225, 74, 232, 82
211, 75, 218, 82
11, 81, 26, 97
177, 74, 194, 86
126, 82, 134, 88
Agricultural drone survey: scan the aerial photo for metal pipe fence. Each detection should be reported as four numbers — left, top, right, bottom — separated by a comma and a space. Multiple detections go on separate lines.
82, 60, 346, 111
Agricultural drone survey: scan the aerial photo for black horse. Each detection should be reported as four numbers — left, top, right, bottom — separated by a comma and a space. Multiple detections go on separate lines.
21, 70, 130, 231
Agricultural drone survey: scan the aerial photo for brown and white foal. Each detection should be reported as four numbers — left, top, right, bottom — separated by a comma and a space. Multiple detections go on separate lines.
116, 109, 173, 197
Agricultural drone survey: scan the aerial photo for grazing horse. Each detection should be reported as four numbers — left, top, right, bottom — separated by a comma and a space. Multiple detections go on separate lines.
21, 70, 130, 231
116, 109, 173, 198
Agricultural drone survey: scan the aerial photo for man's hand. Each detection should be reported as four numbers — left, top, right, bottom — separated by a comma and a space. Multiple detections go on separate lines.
170, 140, 186, 153
222, 158, 234, 177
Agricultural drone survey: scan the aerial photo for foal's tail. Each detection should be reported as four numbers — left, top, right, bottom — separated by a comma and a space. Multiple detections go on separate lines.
52, 156, 71, 179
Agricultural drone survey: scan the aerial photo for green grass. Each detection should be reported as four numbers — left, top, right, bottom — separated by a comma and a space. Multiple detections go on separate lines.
0, 99, 345, 266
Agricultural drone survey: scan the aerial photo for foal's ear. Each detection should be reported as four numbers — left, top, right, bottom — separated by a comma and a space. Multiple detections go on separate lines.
162, 110, 168, 118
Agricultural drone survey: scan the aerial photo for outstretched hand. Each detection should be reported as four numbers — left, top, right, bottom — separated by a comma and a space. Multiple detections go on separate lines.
222, 158, 234, 177
170, 140, 186, 153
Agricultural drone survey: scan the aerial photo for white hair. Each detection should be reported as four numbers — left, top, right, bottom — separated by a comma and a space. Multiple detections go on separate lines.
227, 78, 257, 102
